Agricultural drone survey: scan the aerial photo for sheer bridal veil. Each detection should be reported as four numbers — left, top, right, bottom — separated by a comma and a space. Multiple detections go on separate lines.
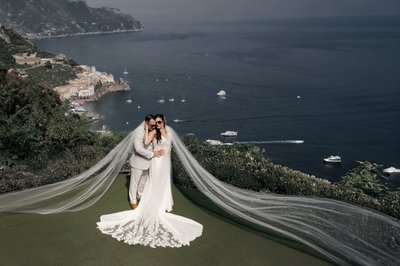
0, 127, 399, 265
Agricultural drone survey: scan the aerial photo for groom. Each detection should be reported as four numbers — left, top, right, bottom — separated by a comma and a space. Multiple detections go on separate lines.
129, 114, 164, 209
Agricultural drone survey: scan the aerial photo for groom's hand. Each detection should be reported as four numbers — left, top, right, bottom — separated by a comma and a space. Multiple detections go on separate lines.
153, 149, 165, 158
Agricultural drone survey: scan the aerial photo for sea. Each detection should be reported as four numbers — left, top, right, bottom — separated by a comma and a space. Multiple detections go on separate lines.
35, 16, 400, 185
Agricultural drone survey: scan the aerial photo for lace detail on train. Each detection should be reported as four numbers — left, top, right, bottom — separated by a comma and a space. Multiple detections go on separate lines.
97, 132, 202, 247
97, 213, 197, 248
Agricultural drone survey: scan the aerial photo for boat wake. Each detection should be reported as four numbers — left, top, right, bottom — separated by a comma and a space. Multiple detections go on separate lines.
234, 140, 304, 144
173, 119, 186, 123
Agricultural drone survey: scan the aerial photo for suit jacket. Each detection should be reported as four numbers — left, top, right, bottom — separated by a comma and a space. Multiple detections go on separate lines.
129, 123, 153, 170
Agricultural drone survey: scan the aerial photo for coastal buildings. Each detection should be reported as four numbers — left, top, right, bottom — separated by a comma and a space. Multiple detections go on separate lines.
12, 53, 41, 65
12, 52, 66, 66
54, 65, 128, 101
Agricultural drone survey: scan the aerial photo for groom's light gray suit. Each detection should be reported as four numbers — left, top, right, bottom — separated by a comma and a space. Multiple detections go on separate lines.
129, 123, 153, 204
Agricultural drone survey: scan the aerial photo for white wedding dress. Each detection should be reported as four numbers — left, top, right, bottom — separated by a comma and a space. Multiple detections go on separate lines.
97, 133, 203, 247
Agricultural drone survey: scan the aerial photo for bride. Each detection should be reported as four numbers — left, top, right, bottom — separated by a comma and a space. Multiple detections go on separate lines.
96, 114, 203, 247
0, 115, 399, 265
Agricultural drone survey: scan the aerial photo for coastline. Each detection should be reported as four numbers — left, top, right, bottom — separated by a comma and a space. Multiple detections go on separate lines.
70, 79, 131, 124
26, 28, 144, 40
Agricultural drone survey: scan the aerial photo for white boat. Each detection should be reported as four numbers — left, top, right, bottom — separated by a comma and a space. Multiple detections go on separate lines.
168, 98, 175, 102
71, 106, 87, 113
216, 90, 226, 96
220, 131, 238, 137
205, 139, 224, 146
181, 99, 186, 103
323, 155, 341, 163
383, 167, 400, 174
158, 99, 165, 103
173, 119, 184, 123
126, 94, 132, 103
123, 68, 128, 75
95, 125, 112, 136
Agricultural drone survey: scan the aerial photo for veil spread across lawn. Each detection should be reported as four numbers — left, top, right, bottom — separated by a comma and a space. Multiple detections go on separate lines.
0, 127, 399, 265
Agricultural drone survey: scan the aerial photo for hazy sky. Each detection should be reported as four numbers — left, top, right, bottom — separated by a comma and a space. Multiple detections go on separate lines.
86, 0, 400, 23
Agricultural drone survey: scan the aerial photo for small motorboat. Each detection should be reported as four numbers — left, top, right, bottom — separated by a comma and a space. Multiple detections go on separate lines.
71, 106, 87, 113
221, 131, 238, 137
168, 98, 175, 102
123, 68, 128, 75
126, 94, 132, 103
157, 99, 165, 103
205, 139, 224, 146
323, 155, 341, 163
383, 167, 400, 174
216, 90, 226, 96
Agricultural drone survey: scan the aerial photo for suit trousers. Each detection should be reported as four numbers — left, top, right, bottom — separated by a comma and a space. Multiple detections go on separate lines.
129, 168, 149, 204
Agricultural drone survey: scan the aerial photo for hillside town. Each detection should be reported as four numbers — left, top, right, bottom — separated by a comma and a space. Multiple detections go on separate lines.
53, 65, 129, 101
10, 51, 130, 120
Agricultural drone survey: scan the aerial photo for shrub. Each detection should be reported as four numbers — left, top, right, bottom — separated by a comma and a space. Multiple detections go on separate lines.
172, 135, 400, 219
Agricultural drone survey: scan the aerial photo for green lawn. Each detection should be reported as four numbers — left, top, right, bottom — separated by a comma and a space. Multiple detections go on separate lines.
0, 175, 333, 266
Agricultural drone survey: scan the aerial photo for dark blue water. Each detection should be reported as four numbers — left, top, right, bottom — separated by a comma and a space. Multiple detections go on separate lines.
35, 17, 400, 184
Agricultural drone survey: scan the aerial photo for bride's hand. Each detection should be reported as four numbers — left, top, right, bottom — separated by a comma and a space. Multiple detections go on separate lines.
149, 130, 156, 137
144, 123, 149, 132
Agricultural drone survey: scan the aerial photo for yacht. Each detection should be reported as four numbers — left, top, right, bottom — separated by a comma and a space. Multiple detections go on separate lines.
221, 131, 238, 137
168, 98, 175, 102
383, 167, 400, 174
323, 155, 342, 163
123, 68, 128, 75
157, 99, 165, 103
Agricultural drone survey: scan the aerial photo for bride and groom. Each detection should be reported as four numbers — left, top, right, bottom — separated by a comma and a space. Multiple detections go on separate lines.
96, 114, 203, 247
1, 113, 399, 263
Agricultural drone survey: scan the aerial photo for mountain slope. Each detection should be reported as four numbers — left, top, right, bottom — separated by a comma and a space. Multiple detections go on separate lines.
0, 0, 143, 37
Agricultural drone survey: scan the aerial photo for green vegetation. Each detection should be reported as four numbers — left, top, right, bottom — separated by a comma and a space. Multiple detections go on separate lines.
0, 26, 37, 55
0, 26, 125, 193
0, 67, 124, 193
172, 135, 400, 220
0, 26, 78, 87
25, 64, 77, 87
